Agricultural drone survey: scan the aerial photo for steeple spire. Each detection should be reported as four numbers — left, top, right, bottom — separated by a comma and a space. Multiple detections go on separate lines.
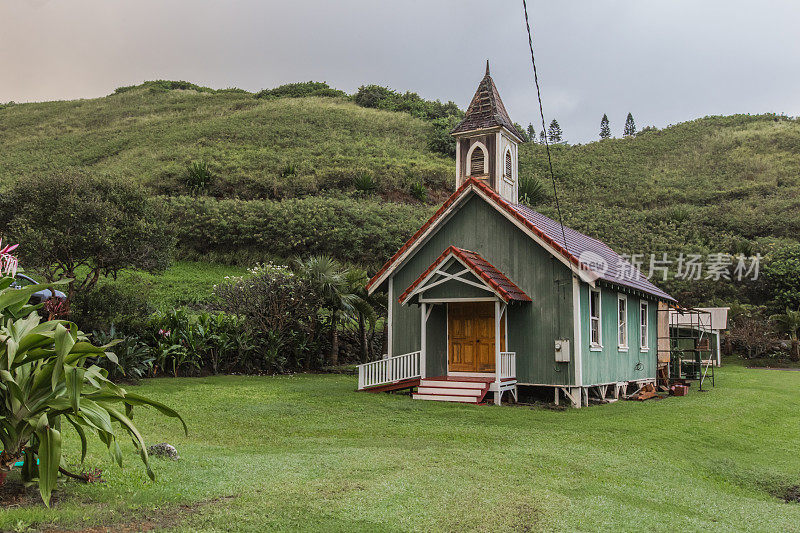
451, 62, 522, 203
451, 62, 524, 141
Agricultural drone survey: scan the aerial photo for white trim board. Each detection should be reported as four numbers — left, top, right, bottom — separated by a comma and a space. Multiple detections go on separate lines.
400, 252, 513, 305
419, 296, 497, 303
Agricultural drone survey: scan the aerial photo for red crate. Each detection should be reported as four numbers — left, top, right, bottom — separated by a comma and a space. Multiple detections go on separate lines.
670, 384, 689, 396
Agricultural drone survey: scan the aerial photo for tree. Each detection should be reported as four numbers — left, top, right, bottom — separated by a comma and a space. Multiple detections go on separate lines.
427, 116, 460, 157
547, 119, 563, 143
771, 307, 800, 361
0, 173, 175, 309
600, 114, 611, 140
518, 175, 548, 207
624, 112, 636, 136
527, 124, 536, 143
514, 122, 530, 142
216, 263, 324, 372
762, 244, 800, 311
343, 267, 380, 364
539, 130, 546, 144
0, 247, 186, 505
292, 256, 359, 366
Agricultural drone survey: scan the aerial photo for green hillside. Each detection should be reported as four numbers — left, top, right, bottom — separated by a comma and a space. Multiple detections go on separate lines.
524, 114, 800, 252
521, 114, 800, 303
0, 85, 452, 199
2, 82, 799, 305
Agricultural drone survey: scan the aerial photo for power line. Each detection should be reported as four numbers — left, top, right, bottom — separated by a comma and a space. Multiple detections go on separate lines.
522, 0, 571, 260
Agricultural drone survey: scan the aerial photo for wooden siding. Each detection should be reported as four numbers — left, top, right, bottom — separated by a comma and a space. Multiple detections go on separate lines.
578, 283, 659, 385
389, 193, 575, 385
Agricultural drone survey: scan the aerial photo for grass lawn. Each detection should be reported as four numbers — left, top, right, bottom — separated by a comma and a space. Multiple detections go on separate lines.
2, 366, 800, 532
117, 261, 248, 309
53, 261, 248, 311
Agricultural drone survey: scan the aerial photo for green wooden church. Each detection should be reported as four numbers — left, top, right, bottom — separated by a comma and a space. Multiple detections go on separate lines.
358, 63, 675, 407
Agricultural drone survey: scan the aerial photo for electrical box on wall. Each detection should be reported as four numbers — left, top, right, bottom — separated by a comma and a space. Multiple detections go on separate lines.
554, 339, 570, 362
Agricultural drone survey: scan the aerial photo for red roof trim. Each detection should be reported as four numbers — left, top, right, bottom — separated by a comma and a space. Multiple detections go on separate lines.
397, 246, 532, 304
366, 178, 478, 291
366, 177, 582, 292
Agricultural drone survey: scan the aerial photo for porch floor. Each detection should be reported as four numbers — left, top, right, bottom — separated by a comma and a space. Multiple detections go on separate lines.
425, 375, 516, 383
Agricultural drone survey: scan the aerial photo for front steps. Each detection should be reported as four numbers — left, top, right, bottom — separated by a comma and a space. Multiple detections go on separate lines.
413, 377, 492, 403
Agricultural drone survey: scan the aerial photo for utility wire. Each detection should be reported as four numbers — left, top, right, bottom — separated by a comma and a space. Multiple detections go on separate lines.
522, 0, 571, 260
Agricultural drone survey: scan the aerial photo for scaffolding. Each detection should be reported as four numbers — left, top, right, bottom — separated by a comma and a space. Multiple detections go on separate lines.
657, 306, 715, 391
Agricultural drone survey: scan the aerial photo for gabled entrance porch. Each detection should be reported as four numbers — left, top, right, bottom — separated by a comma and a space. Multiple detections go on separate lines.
358, 246, 529, 405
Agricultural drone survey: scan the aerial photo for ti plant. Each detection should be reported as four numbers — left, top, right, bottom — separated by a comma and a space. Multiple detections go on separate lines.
0, 263, 187, 505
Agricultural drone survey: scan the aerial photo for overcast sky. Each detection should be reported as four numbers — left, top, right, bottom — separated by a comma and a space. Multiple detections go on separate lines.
2, 0, 799, 142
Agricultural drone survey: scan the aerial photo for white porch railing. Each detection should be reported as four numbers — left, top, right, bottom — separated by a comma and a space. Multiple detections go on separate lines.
358, 351, 422, 390
499, 351, 516, 379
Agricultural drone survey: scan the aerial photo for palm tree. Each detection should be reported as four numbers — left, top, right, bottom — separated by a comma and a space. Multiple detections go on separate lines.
771, 307, 800, 361
293, 255, 358, 366
344, 267, 381, 363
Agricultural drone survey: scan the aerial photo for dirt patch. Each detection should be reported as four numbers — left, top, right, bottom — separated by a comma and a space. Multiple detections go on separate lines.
35, 495, 236, 533
2, 479, 41, 507
778, 485, 800, 503
1, 479, 69, 509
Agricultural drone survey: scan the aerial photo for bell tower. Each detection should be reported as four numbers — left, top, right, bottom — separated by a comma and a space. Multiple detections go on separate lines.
451, 61, 524, 204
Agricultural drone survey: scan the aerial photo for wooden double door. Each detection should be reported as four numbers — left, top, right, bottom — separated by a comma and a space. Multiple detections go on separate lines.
448, 302, 505, 373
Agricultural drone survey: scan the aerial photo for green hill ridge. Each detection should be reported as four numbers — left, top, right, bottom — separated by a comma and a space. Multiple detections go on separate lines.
2, 82, 799, 304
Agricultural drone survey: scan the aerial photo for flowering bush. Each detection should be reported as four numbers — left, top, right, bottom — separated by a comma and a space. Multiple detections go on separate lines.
215, 263, 327, 372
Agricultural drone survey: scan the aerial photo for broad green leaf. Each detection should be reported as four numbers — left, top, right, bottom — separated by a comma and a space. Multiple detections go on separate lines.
105, 405, 154, 481
65, 366, 85, 414
120, 392, 188, 435
65, 415, 88, 463
36, 425, 62, 507
0, 280, 67, 313
75, 399, 113, 433
21, 448, 38, 481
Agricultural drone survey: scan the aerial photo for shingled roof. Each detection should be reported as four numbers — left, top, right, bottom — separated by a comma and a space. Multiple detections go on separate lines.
398, 246, 531, 305
510, 204, 675, 301
451, 61, 525, 141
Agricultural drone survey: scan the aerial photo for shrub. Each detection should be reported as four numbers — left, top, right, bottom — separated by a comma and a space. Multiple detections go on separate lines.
0, 263, 186, 505
518, 175, 548, 207
215, 264, 327, 372
70, 277, 155, 335
185, 161, 213, 194
159, 195, 432, 267
761, 244, 800, 311
427, 116, 460, 157
147, 308, 257, 375
353, 173, 377, 194
92, 326, 155, 381
113, 80, 216, 95
727, 305, 777, 359
410, 182, 428, 203
280, 163, 297, 177
254, 81, 346, 99
353, 85, 463, 122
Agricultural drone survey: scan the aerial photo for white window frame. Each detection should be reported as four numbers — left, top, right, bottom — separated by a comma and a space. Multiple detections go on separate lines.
502, 146, 514, 184
589, 288, 602, 350
466, 142, 488, 176
617, 294, 628, 351
640, 300, 649, 351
